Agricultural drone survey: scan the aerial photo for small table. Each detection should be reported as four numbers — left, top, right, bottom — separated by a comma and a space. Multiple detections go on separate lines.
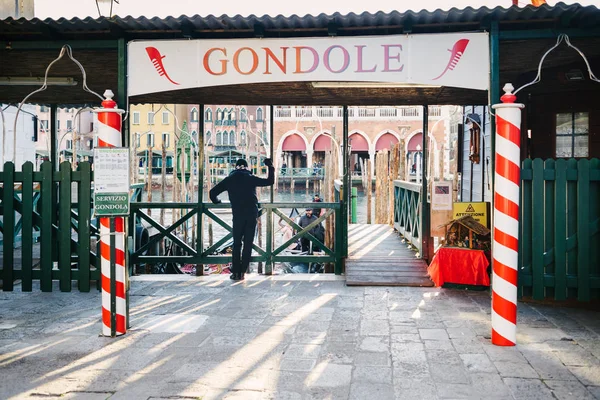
427, 247, 490, 287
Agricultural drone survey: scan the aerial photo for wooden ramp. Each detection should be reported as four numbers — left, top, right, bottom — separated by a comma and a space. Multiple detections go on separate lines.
345, 224, 433, 287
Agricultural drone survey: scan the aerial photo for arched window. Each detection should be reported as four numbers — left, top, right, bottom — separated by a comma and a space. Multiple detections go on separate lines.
216, 108, 223, 121
230, 131, 236, 145
222, 131, 229, 145
205, 131, 211, 144
191, 107, 198, 122
205, 108, 212, 121
256, 107, 263, 122
240, 108, 248, 122
227, 108, 235, 121
240, 130, 247, 145
216, 131, 222, 146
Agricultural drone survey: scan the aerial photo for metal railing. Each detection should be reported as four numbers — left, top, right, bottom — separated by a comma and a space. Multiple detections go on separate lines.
129, 201, 344, 275
279, 167, 325, 177
393, 180, 422, 255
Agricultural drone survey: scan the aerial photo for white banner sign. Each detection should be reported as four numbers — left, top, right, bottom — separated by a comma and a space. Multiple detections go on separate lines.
128, 32, 489, 96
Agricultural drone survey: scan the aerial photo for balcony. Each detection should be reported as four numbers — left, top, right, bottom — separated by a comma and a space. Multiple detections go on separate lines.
214, 120, 237, 126
274, 106, 443, 120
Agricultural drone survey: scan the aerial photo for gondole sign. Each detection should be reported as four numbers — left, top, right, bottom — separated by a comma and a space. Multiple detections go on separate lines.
128, 32, 489, 96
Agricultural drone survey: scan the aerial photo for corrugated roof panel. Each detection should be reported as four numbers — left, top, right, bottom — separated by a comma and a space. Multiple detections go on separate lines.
1, 2, 599, 38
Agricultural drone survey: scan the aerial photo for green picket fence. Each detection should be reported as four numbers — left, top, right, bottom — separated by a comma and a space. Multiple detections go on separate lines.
519, 158, 600, 301
0, 161, 99, 292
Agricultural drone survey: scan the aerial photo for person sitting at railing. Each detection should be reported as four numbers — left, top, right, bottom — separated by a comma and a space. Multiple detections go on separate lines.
281, 162, 287, 175
297, 208, 325, 253
209, 157, 275, 281
312, 193, 323, 217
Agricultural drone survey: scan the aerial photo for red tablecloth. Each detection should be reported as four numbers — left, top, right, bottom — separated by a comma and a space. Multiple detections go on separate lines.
427, 247, 490, 287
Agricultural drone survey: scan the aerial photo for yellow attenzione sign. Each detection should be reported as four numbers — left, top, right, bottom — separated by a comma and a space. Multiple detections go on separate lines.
452, 202, 489, 227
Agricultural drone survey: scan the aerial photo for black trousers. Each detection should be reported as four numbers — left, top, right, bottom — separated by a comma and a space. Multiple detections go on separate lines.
231, 214, 257, 274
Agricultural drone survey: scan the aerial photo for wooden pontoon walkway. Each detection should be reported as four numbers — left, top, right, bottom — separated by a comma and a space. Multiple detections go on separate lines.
345, 224, 433, 287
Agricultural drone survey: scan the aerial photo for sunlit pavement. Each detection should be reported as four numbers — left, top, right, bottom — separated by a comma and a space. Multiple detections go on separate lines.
0, 275, 599, 400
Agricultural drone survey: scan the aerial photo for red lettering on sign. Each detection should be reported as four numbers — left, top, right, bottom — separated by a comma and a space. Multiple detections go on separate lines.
233, 47, 259, 75
203, 48, 228, 76
294, 46, 319, 74
382, 44, 404, 72
263, 47, 288, 74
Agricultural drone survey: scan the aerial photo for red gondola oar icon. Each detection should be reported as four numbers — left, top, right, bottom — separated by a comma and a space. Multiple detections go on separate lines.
145, 47, 180, 85
432, 39, 469, 80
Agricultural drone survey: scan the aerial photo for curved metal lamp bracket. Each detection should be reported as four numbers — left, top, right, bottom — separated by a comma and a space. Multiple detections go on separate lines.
11, 45, 104, 163
514, 33, 600, 94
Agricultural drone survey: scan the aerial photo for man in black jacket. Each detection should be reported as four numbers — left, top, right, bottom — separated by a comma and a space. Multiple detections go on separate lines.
298, 208, 325, 253
209, 158, 274, 281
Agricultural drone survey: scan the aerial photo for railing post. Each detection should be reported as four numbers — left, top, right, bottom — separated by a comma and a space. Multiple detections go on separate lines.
78, 161, 92, 292
197, 105, 205, 276
421, 105, 430, 260
335, 204, 343, 275
266, 207, 273, 275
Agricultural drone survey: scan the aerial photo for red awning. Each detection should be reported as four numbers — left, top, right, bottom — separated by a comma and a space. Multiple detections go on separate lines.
314, 134, 333, 151
407, 132, 423, 151
375, 133, 399, 151
282, 134, 306, 151
349, 133, 369, 152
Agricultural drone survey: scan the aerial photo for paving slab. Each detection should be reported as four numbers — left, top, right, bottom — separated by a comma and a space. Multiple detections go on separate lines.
0, 276, 597, 399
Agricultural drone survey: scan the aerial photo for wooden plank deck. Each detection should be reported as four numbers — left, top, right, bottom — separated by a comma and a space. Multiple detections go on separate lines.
345, 224, 433, 287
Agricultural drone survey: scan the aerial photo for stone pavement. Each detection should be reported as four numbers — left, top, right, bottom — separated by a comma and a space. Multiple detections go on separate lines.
0, 274, 599, 400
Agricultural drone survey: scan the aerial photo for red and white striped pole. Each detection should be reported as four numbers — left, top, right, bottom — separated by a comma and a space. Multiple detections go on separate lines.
96, 90, 127, 337
491, 83, 524, 346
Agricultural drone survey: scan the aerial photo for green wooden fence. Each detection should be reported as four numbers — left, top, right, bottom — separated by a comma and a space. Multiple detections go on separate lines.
0, 161, 98, 292
519, 158, 600, 301
393, 180, 422, 256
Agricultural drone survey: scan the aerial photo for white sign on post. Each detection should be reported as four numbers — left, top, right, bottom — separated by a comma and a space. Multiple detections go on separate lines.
93, 148, 130, 217
431, 181, 453, 211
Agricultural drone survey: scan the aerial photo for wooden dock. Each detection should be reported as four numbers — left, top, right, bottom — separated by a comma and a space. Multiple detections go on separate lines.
345, 224, 433, 287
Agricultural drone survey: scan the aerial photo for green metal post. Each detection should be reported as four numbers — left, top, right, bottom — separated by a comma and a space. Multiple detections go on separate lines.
490, 21, 500, 284
196, 105, 205, 276
266, 208, 273, 275
421, 106, 430, 261
50, 104, 59, 272
334, 203, 343, 275
110, 218, 117, 337
116, 39, 130, 321
50, 104, 58, 170
351, 187, 357, 224
270, 105, 274, 203
490, 21, 500, 184
343, 105, 349, 258
78, 162, 91, 292
118, 38, 128, 147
